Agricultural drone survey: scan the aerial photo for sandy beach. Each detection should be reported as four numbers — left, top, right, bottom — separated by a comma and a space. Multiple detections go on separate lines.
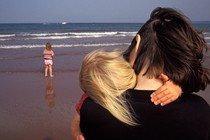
0, 47, 86, 140
0, 72, 82, 140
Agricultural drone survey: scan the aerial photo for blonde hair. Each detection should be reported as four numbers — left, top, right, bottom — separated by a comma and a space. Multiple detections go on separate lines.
79, 49, 138, 125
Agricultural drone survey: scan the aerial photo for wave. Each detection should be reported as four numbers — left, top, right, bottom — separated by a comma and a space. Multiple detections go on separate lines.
23, 34, 210, 40
0, 31, 136, 40
0, 43, 130, 49
1, 31, 210, 41
29, 36, 71, 40
0, 38, 10, 41
0, 34, 16, 37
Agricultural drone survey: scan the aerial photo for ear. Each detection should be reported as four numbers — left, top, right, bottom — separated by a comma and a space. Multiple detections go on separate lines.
129, 34, 141, 67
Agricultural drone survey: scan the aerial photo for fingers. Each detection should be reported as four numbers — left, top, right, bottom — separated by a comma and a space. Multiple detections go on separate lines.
151, 85, 166, 98
153, 94, 176, 106
151, 88, 167, 104
136, 34, 141, 43
151, 88, 179, 106
159, 95, 176, 106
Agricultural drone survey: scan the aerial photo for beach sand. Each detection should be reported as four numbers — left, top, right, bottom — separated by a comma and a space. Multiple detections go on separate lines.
0, 72, 82, 140
0, 47, 210, 140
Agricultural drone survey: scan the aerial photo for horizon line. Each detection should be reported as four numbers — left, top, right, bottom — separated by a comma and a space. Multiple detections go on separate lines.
0, 21, 210, 24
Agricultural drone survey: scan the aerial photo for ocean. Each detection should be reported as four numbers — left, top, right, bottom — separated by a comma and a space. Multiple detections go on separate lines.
0, 23, 141, 49
0, 22, 210, 49
0, 22, 210, 73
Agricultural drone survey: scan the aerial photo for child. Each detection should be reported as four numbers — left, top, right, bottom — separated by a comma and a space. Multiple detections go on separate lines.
43, 42, 54, 77
79, 49, 137, 126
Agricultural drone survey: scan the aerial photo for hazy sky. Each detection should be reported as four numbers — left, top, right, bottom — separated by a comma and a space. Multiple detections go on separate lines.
0, 0, 210, 23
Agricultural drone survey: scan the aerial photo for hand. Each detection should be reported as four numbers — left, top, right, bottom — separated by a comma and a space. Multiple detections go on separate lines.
136, 34, 141, 43
70, 114, 85, 140
76, 135, 85, 140
150, 73, 182, 106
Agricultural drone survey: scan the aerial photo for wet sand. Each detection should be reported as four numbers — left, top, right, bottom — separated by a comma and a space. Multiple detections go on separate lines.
0, 46, 126, 140
0, 72, 82, 140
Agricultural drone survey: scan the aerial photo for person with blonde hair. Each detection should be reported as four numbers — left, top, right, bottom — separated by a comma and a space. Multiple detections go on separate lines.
79, 49, 137, 126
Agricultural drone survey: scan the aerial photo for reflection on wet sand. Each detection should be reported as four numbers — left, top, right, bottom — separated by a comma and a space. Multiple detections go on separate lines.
45, 77, 56, 110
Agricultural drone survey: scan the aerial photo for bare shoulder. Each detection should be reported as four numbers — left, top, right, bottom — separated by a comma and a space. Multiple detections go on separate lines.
43, 49, 48, 53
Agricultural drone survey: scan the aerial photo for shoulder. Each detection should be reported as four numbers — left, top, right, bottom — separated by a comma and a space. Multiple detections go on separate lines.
182, 93, 208, 103
182, 93, 210, 112
80, 98, 108, 124
43, 49, 50, 53
50, 50, 54, 55
80, 97, 117, 122
81, 98, 104, 113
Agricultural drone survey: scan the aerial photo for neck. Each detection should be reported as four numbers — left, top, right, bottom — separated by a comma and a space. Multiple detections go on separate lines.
134, 73, 163, 90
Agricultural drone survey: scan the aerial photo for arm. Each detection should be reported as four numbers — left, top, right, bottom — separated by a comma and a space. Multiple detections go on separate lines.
150, 73, 182, 106
70, 93, 88, 140
129, 34, 141, 67
70, 113, 85, 140
51, 50, 54, 57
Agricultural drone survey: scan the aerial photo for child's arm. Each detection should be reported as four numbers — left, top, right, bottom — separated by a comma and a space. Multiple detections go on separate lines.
151, 74, 182, 106
51, 50, 54, 57
70, 113, 85, 140
70, 93, 88, 140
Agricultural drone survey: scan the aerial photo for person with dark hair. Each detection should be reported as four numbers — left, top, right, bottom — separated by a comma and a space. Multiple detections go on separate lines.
71, 7, 210, 140
122, 7, 210, 140
124, 7, 209, 93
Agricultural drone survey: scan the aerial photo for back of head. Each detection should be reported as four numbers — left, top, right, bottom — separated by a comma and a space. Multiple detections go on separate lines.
46, 42, 52, 50
124, 7, 210, 93
79, 49, 137, 125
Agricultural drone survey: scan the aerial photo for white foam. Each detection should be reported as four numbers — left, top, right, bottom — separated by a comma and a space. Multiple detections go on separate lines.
29, 36, 71, 40
0, 43, 130, 49
17, 31, 136, 40
0, 34, 15, 38
21, 33, 50, 36
0, 38, 10, 41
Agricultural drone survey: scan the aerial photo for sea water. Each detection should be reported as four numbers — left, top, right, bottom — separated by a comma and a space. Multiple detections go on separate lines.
0, 23, 209, 73
0, 22, 209, 49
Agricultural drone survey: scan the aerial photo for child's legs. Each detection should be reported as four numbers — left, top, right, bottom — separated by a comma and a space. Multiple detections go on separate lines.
45, 65, 49, 76
49, 65, 53, 77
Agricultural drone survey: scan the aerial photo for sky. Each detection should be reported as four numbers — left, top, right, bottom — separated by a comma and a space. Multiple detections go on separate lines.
0, 0, 210, 23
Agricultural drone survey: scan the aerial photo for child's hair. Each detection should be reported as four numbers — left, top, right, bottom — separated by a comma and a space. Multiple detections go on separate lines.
79, 49, 138, 125
46, 42, 52, 50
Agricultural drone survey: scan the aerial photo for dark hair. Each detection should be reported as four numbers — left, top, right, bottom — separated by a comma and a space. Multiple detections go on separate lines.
123, 7, 210, 93
46, 42, 52, 50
